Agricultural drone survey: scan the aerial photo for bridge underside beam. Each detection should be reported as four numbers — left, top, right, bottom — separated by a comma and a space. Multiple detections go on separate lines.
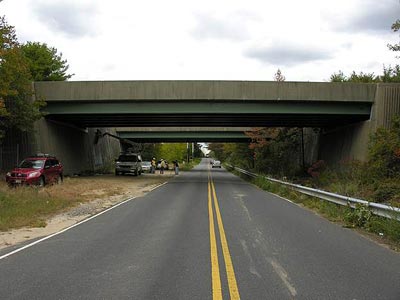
44, 101, 371, 128
117, 131, 251, 143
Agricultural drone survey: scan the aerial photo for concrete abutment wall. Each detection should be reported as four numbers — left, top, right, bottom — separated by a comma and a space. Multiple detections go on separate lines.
317, 84, 400, 164
33, 120, 121, 175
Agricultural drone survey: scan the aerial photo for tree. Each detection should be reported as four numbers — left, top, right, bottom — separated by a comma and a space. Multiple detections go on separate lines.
0, 16, 45, 138
0, 15, 18, 51
368, 116, 400, 178
140, 143, 161, 161
245, 127, 280, 150
330, 70, 379, 83
388, 19, 400, 53
381, 65, 400, 83
330, 70, 347, 82
247, 127, 302, 175
348, 71, 379, 83
329, 69, 400, 83
21, 42, 73, 81
208, 143, 227, 161
274, 68, 286, 82
158, 143, 187, 162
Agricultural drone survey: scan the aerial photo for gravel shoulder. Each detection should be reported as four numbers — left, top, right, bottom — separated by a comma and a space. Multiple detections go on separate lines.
0, 172, 174, 250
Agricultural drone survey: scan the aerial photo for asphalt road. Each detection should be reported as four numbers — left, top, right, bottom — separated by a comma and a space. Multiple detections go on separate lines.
1, 159, 399, 299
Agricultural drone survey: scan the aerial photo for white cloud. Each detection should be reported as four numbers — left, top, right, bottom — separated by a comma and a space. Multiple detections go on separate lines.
326, 0, 399, 33
245, 41, 334, 66
0, 0, 398, 81
191, 12, 252, 41
31, 0, 99, 38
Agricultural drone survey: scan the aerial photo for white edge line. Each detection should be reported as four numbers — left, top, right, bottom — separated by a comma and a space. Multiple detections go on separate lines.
250, 180, 296, 204
0, 181, 168, 261
268, 192, 295, 204
230, 167, 297, 205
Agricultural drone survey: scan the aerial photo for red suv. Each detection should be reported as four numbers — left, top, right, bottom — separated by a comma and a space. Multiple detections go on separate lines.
6, 154, 63, 187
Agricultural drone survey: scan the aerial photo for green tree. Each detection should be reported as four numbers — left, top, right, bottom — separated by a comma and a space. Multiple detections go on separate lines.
193, 143, 202, 158
0, 16, 45, 138
224, 143, 253, 169
252, 128, 302, 177
348, 71, 379, 83
330, 70, 347, 82
368, 116, 400, 178
330, 70, 379, 83
140, 143, 161, 161
208, 143, 227, 161
21, 42, 73, 81
158, 143, 188, 162
388, 19, 400, 53
381, 65, 400, 83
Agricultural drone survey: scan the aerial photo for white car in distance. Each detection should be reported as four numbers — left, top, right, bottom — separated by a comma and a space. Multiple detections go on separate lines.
212, 160, 221, 168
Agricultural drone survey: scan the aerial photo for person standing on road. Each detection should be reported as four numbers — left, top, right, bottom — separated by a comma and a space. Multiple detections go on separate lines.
151, 157, 156, 174
160, 159, 166, 174
173, 160, 179, 175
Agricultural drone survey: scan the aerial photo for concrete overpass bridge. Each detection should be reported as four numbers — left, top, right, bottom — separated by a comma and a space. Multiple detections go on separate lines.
36, 81, 375, 128
115, 127, 252, 143
10, 81, 398, 174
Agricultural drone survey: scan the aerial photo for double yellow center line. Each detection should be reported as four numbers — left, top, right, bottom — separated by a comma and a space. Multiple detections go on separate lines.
208, 168, 240, 300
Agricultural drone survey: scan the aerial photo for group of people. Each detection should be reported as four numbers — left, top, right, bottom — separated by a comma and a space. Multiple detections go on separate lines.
150, 158, 179, 175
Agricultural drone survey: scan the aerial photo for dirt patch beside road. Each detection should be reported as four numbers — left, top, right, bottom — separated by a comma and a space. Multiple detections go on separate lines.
0, 172, 174, 250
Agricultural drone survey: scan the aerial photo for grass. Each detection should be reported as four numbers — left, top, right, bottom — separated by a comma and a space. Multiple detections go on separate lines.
0, 182, 81, 231
231, 170, 400, 250
0, 175, 169, 232
303, 162, 400, 208
0, 158, 202, 232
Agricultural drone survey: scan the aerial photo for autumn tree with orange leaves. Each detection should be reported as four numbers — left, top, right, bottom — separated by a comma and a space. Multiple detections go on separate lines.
242, 69, 305, 176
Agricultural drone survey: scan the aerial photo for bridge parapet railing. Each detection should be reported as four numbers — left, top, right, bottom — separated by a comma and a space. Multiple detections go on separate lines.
227, 165, 400, 221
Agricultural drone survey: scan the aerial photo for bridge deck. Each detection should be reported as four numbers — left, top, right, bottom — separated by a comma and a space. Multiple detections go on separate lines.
36, 81, 375, 128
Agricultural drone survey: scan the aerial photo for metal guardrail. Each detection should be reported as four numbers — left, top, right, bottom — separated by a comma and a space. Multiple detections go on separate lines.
228, 165, 400, 221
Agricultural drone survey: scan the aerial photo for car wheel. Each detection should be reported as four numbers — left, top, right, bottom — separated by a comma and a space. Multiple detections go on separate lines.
38, 176, 45, 187
57, 175, 63, 184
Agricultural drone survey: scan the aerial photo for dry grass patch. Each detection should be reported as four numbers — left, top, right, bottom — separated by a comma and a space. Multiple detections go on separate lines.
0, 174, 172, 232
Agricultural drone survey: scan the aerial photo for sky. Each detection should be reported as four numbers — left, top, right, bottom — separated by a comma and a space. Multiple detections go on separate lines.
1, 0, 399, 82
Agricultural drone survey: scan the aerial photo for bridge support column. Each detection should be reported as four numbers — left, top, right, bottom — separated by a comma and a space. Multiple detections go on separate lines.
34, 119, 121, 175
317, 83, 400, 164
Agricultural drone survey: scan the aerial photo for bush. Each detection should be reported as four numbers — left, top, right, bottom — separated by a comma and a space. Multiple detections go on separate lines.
253, 128, 303, 177
372, 181, 400, 203
344, 204, 372, 227
367, 216, 400, 242
231, 169, 400, 246
307, 160, 326, 178
368, 117, 400, 178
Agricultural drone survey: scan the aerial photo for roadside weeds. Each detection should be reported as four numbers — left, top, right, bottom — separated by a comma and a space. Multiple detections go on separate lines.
231, 169, 400, 252
0, 173, 173, 249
